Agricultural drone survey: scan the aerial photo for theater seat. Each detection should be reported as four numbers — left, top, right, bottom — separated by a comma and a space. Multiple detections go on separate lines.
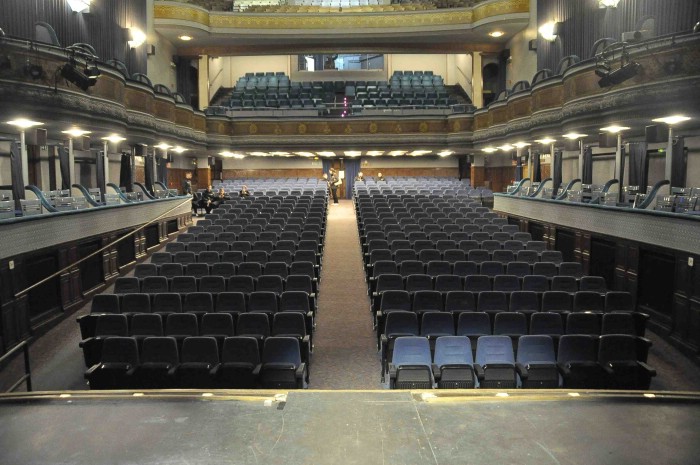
474, 335, 517, 388
84, 336, 139, 390
516, 335, 559, 388
176, 336, 220, 388
433, 336, 475, 389
388, 336, 433, 389
259, 337, 307, 389
134, 336, 179, 389
217, 336, 261, 388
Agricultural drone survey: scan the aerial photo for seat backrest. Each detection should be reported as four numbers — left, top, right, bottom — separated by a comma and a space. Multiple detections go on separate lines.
141, 336, 178, 364
181, 336, 219, 364
598, 334, 637, 364
165, 313, 198, 336
91, 294, 120, 314
477, 291, 507, 311
516, 335, 555, 364
433, 336, 473, 367
601, 312, 636, 336
201, 313, 235, 336
221, 336, 260, 365
391, 336, 432, 367
475, 335, 515, 365
456, 312, 491, 336
494, 312, 527, 336
522, 275, 549, 292
95, 314, 129, 336
384, 311, 419, 336
530, 312, 564, 336
262, 336, 301, 366
566, 312, 600, 335
236, 313, 270, 338
100, 337, 139, 364
557, 334, 598, 363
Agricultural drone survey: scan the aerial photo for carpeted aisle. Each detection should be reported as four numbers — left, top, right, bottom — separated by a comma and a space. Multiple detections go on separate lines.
312, 199, 382, 389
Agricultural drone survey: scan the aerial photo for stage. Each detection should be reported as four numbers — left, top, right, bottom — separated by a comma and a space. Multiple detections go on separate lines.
1, 389, 699, 464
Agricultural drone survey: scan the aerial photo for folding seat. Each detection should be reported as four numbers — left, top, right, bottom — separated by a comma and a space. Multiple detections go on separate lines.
503, 240, 524, 252
177, 233, 195, 244
78, 294, 121, 339
141, 276, 169, 294
579, 276, 607, 293
558, 262, 584, 279
467, 249, 490, 265
397, 260, 423, 278
516, 335, 559, 388
456, 312, 491, 350
526, 241, 547, 253
566, 312, 600, 335
480, 261, 504, 278
130, 313, 163, 348
458, 240, 480, 253
170, 276, 197, 295
549, 276, 576, 293
216, 232, 237, 244
423, 224, 442, 235
477, 291, 508, 318
572, 291, 606, 314
421, 311, 454, 340
491, 250, 515, 265
474, 335, 517, 388
388, 336, 433, 389
183, 292, 214, 318
114, 277, 140, 295
269, 250, 293, 266
442, 249, 466, 265
393, 249, 417, 265
374, 273, 405, 305
482, 225, 500, 235
494, 312, 527, 347
405, 274, 433, 293
418, 249, 442, 264
246, 250, 269, 265
236, 313, 270, 342
135, 264, 158, 279
210, 262, 236, 278
187, 242, 208, 255
197, 251, 220, 265
80, 314, 129, 367
424, 261, 452, 280
481, 240, 501, 253
259, 337, 307, 389
165, 242, 186, 253
506, 261, 531, 278
516, 250, 539, 265
450, 232, 470, 243
493, 275, 521, 293
84, 337, 139, 389
471, 232, 490, 244
256, 275, 285, 295
238, 262, 262, 278
272, 312, 311, 369
216, 336, 260, 388
464, 275, 491, 293
199, 276, 226, 295
121, 293, 151, 316
429, 232, 449, 242
435, 240, 457, 254
540, 250, 563, 265
412, 290, 443, 315
434, 275, 462, 293
512, 232, 532, 243
445, 291, 476, 315
152, 292, 182, 317
443, 224, 460, 234
248, 291, 279, 318
598, 334, 656, 389
557, 334, 604, 388
252, 241, 274, 255
462, 224, 480, 235
175, 337, 219, 388
380, 310, 420, 369
133, 336, 179, 389
491, 232, 511, 243
533, 262, 558, 279
206, 225, 224, 235
295, 249, 320, 267
215, 292, 247, 318
221, 251, 245, 265
174, 251, 197, 265
541, 291, 572, 314
201, 312, 235, 348
184, 263, 209, 279
258, 232, 279, 244
290, 261, 318, 282
452, 261, 478, 277
230, 241, 252, 254
501, 225, 520, 235
197, 233, 217, 244
164, 313, 198, 347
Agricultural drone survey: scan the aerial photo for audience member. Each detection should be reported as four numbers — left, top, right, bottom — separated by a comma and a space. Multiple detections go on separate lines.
239, 185, 250, 197
377, 172, 385, 181
355, 172, 365, 182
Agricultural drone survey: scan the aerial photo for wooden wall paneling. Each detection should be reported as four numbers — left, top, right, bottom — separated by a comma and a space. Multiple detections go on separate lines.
575, 230, 591, 274
672, 254, 693, 349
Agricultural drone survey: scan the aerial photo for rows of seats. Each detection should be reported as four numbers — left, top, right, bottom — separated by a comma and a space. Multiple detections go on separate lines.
84, 335, 307, 390
386, 334, 655, 390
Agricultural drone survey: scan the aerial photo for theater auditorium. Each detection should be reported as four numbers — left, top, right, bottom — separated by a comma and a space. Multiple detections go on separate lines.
0, 0, 700, 463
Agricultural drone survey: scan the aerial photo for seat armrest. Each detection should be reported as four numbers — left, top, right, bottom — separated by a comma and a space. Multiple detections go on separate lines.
474, 364, 485, 380
252, 364, 262, 376
515, 363, 529, 379
209, 363, 221, 376
638, 361, 657, 377
556, 362, 571, 377
84, 363, 102, 378
295, 363, 307, 388
431, 364, 441, 380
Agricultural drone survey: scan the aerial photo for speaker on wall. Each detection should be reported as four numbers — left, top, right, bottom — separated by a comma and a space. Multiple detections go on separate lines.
81, 135, 90, 151
645, 124, 669, 143
134, 144, 147, 157
564, 139, 580, 151
25, 128, 47, 146
598, 132, 617, 148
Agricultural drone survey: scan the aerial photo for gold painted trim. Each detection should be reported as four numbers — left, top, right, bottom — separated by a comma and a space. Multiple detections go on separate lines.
155, 0, 528, 30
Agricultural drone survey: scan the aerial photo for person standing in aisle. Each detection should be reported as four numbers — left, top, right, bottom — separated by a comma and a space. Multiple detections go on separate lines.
329, 170, 341, 205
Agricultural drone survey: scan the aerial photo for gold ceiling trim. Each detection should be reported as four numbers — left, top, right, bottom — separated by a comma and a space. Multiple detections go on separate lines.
154, 0, 528, 30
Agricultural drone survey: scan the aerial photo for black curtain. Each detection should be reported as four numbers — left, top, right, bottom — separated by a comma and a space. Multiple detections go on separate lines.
119, 152, 133, 192
48, 145, 57, 191
344, 158, 361, 199
582, 145, 593, 184
96, 151, 106, 196
552, 150, 563, 194
10, 141, 25, 211
144, 153, 154, 194
458, 156, 471, 181
671, 136, 686, 188
58, 145, 70, 190
532, 151, 542, 182
627, 142, 649, 189
157, 155, 169, 189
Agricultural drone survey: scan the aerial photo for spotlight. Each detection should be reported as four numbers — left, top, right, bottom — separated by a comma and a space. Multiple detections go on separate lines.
24, 61, 44, 79
598, 61, 641, 87
59, 60, 96, 91
84, 64, 101, 80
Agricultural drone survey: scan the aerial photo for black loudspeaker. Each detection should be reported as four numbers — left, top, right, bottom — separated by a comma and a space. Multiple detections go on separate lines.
528, 39, 537, 51
25, 128, 47, 146
81, 135, 90, 151
564, 139, 580, 151
134, 144, 147, 157
598, 132, 617, 148
645, 124, 669, 143
500, 49, 511, 61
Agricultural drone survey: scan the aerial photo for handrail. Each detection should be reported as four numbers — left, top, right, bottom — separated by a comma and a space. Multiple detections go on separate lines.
0, 340, 32, 392
71, 183, 101, 207
24, 185, 58, 212
107, 183, 131, 203
636, 180, 670, 209
14, 197, 192, 299
601, 178, 619, 193
555, 178, 581, 200
133, 182, 156, 200
508, 178, 530, 196
529, 178, 552, 198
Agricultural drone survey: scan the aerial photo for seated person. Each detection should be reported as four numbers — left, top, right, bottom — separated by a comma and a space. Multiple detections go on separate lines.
377, 172, 385, 181
355, 171, 365, 182
198, 185, 215, 214
239, 185, 251, 197
191, 192, 203, 216
212, 187, 230, 208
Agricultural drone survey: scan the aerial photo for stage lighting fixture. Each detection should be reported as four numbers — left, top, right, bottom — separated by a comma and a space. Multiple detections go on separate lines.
59, 60, 96, 91
84, 63, 101, 80
24, 61, 44, 79
597, 61, 641, 87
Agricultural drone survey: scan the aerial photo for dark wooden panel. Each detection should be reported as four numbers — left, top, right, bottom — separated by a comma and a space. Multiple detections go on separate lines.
0, 0, 147, 74
117, 232, 136, 267
78, 240, 104, 294
555, 228, 577, 263
528, 222, 545, 241
24, 253, 61, 324
144, 224, 160, 250
536, 0, 700, 73
638, 249, 675, 327
590, 237, 616, 290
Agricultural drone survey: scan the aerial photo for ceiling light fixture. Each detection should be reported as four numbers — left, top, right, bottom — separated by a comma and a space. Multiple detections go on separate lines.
489, 31, 505, 38
101, 134, 126, 143
652, 115, 691, 126
6, 119, 43, 129
317, 151, 336, 157
437, 150, 454, 157
128, 27, 146, 48
512, 142, 531, 148
538, 21, 561, 42
562, 133, 587, 139
154, 143, 172, 150
409, 150, 432, 156
598, 0, 620, 8
250, 151, 269, 156
67, 0, 91, 13
178, 35, 192, 41
497, 144, 514, 151
366, 151, 384, 156
388, 150, 407, 156
172, 146, 187, 154
600, 125, 630, 133
61, 127, 91, 138
295, 152, 315, 157
535, 137, 556, 144
482, 147, 498, 153
344, 151, 362, 157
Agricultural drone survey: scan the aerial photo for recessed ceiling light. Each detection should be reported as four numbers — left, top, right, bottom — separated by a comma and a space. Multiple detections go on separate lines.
344, 151, 362, 157
489, 31, 505, 38
599, 126, 629, 133
270, 151, 290, 156
172, 146, 187, 153
6, 119, 44, 129
366, 150, 384, 156
482, 147, 498, 153
437, 150, 453, 157
317, 151, 336, 157
62, 128, 91, 137
513, 142, 530, 148
154, 143, 172, 150
652, 115, 691, 125
249, 151, 269, 156
409, 150, 432, 156
535, 137, 556, 144
295, 152, 315, 157
101, 134, 126, 143
388, 150, 406, 156
562, 133, 588, 140
497, 144, 514, 151
179, 35, 192, 41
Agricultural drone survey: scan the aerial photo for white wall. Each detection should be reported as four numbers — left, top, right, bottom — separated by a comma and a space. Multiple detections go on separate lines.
454, 53, 473, 100
363, 156, 458, 168
222, 157, 321, 169
505, 0, 538, 88
220, 55, 291, 88
146, 0, 177, 91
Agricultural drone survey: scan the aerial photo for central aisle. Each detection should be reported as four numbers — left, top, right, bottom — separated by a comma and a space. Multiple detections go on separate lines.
312, 199, 382, 389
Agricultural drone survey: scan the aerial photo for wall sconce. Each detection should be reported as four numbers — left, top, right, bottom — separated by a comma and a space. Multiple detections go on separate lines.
539, 22, 563, 42
598, 0, 620, 8
67, 0, 91, 13
128, 27, 146, 49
